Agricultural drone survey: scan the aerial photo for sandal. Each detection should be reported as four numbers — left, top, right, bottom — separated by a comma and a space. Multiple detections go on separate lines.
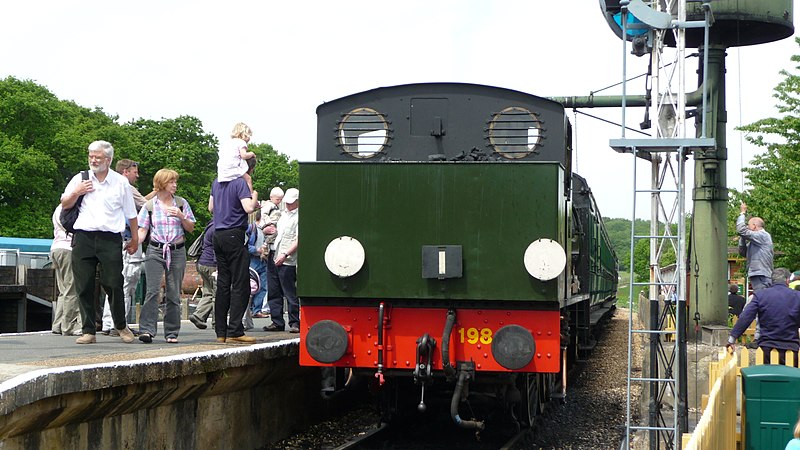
139, 333, 153, 344
166, 337, 178, 344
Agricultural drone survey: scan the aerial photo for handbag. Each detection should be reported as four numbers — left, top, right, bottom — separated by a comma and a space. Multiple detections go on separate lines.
59, 170, 89, 234
187, 221, 210, 258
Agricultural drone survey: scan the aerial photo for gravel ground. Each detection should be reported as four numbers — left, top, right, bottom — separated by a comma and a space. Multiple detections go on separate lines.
527, 307, 644, 450
265, 308, 643, 450
263, 401, 378, 450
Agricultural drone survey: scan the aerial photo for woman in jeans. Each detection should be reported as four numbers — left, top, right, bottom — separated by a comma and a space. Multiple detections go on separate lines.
136, 169, 196, 343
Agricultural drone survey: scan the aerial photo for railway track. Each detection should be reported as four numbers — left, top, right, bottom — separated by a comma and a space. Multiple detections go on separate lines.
332, 421, 535, 450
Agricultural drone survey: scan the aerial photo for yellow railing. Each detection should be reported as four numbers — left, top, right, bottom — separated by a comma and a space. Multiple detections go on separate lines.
682, 347, 796, 450
730, 315, 757, 344
683, 349, 738, 450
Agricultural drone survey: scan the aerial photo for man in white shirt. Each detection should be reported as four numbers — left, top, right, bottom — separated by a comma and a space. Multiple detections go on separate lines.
61, 141, 138, 344
263, 188, 299, 333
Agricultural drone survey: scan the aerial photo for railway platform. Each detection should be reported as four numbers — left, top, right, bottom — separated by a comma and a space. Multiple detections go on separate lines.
0, 316, 286, 383
0, 317, 331, 450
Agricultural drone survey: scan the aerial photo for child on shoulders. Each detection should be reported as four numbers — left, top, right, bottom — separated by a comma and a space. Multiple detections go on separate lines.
218, 122, 256, 191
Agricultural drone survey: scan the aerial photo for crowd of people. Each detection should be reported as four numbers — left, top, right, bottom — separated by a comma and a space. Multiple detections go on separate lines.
49, 122, 299, 345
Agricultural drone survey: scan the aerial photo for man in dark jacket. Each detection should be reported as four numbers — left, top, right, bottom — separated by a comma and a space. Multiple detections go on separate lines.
727, 268, 800, 365
728, 284, 746, 317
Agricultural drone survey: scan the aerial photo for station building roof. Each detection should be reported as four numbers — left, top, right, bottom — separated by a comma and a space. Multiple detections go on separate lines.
0, 237, 53, 254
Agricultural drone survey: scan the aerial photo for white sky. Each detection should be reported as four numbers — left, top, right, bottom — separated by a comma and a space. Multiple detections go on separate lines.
1, 1, 796, 219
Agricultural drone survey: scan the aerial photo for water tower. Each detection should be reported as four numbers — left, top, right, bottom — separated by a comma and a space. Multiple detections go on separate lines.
598, 2, 793, 449
598, 0, 792, 328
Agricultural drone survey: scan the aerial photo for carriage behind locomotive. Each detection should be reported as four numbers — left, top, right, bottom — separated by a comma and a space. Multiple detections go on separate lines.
297, 83, 618, 428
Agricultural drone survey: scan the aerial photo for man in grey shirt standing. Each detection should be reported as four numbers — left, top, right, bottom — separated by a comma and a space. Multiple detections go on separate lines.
736, 202, 774, 293
736, 201, 774, 347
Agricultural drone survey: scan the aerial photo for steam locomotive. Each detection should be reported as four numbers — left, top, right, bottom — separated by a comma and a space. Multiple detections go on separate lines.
297, 83, 618, 429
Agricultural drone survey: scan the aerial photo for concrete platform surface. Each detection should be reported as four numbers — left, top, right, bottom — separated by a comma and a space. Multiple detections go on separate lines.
0, 316, 295, 384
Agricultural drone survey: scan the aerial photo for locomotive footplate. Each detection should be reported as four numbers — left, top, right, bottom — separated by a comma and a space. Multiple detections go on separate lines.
300, 305, 562, 373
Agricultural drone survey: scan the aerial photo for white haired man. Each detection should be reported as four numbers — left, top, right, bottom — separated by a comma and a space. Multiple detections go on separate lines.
61, 141, 138, 344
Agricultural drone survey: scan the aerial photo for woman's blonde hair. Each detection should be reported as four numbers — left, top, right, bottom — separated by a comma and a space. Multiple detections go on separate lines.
795, 414, 800, 438
152, 168, 179, 192
231, 122, 253, 140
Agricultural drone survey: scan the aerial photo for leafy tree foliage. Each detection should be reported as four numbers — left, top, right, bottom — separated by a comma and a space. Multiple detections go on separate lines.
0, 77, 298, 243
602, 217, 650, 271
737, 37, 800, 269
603, 217, 683, 281
249, 142, 299, 195
0, 77, 118, 237
119, 116, 219, 241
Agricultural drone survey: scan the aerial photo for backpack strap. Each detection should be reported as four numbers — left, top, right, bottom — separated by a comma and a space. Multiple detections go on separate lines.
144, 198, 155, 221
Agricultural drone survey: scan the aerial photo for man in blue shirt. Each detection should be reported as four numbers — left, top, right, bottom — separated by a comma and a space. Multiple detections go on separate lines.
727, 268, 800, 365
209, 158, 260, 343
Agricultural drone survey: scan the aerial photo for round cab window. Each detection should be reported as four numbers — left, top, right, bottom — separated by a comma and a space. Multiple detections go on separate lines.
488, 106, 543, 159
338, 107, 389, 159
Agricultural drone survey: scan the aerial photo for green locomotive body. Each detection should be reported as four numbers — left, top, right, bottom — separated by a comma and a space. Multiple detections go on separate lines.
297, 83, 618, 429
298, 161, 567, 304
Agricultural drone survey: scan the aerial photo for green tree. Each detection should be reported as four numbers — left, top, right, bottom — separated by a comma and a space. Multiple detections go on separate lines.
120, 115, 219, 239
603, 217, 650, 271
0, 76, 118, 237
249, 142, 299, 194
737, 37, 800, 269
630, 223, 679, 282
0, 77, 300, 242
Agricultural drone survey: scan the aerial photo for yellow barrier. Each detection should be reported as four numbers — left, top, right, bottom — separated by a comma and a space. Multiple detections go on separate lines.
683, 349, 738, 450
682, 347, 796, 450
730, 315, 756, 344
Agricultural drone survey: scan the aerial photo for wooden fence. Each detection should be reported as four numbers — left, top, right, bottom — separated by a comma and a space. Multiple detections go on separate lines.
682, 346, 797, 450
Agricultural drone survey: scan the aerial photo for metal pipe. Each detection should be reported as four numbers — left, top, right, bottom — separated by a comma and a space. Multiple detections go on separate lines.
375, 302, 386, 386
442, 308, 457, 380
700, 2, 711, 138
549, 78, 712, 110
450, 371, 485, 430
621, 1, 629, 138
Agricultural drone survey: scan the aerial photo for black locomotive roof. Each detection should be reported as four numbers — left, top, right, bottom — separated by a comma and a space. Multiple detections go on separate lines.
315, 82, 569, 165
316, 82, 563, 115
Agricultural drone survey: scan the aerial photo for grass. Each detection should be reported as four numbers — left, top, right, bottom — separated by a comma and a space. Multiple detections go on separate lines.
616, 270, 633, 309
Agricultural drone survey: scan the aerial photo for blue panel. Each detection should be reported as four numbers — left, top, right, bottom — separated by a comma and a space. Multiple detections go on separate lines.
0, 237, 54, 253
613, 12, 649, 36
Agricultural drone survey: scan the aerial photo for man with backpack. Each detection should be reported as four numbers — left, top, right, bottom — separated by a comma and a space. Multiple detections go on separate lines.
61, 141, 138, 344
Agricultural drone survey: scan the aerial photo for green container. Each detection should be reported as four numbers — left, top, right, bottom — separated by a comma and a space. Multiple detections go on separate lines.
298, 161, 567, 303
742, 365, 800, 450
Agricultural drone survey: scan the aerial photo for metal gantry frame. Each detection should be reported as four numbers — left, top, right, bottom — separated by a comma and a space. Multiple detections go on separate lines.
613, 1, 716, 449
